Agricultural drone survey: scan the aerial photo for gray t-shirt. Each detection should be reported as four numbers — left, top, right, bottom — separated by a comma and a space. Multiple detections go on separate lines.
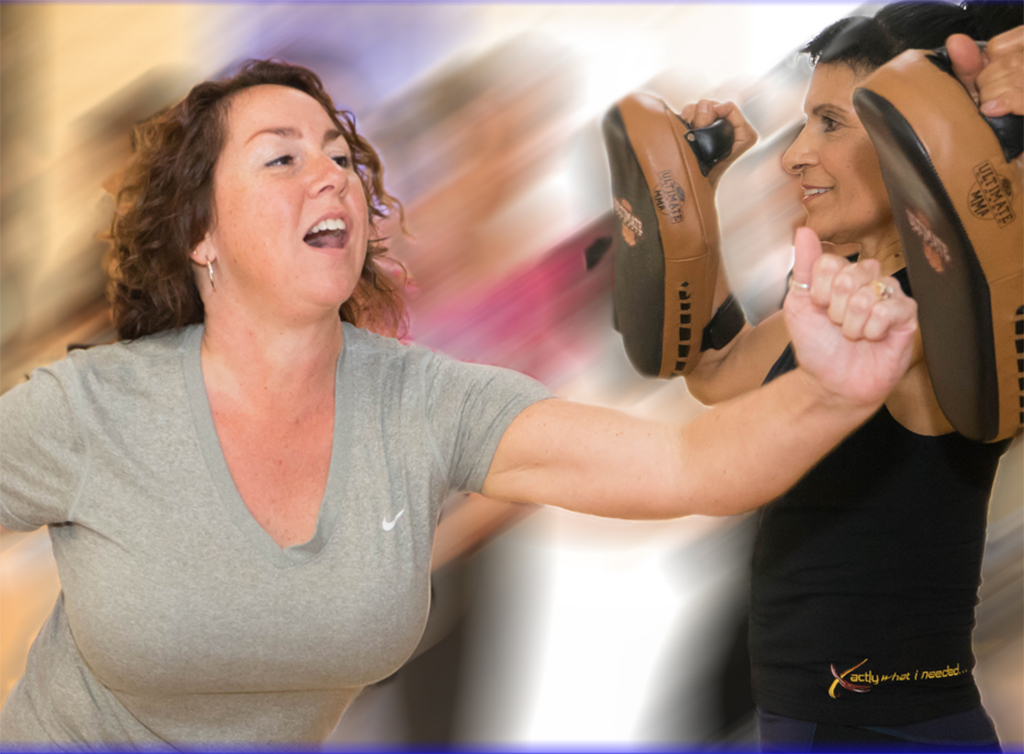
0, 323, 551, 746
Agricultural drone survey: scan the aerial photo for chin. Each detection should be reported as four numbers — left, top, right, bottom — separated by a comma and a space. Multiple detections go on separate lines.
804, 216, 834, 244
805, 216, 852, 247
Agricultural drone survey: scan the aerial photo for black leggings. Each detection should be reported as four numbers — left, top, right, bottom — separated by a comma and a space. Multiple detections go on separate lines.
757, 707, 1002, 752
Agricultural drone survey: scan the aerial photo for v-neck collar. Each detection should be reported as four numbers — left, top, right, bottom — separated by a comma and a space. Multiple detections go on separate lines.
181, 324, 351, 568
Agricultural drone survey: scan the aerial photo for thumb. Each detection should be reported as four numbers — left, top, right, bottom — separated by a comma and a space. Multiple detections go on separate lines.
792, 226, 823, 289
946, 33, 985, 103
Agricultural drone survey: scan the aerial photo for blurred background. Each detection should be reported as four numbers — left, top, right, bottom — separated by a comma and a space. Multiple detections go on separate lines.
1, 2, 1020, 747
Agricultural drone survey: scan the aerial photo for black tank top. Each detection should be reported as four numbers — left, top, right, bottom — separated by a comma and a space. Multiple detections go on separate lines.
751, 270, 1011, 726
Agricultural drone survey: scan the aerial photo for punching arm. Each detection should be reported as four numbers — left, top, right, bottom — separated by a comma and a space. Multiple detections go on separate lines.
482, 229, 917, 519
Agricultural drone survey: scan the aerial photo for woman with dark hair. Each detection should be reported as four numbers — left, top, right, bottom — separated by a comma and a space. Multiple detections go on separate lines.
0, 59, 918, 745
681, 3, 1022, 750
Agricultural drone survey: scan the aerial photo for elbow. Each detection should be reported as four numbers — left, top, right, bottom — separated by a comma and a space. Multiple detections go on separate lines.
682, 350, 735, 406
683, 364, 730, 406
683, 375, 718, 407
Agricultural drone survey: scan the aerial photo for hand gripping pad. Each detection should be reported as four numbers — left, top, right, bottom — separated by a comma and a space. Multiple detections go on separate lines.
854, 49, 1023, 441
602, 94, 734, 378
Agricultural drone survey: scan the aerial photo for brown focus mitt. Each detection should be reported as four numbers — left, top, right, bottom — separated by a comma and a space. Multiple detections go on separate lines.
601, 93, 740, 378
854, 48, 1023, 442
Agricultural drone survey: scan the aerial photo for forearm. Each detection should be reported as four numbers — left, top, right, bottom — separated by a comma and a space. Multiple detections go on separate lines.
483, 374, 876, 521
683, 265, 750, 404
669, 366, 876, 517
684, 311, 790, 406
683, 323, 752, 405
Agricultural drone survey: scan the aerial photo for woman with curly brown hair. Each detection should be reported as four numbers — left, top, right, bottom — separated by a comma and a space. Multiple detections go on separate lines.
109, 61, 407, 343
0, 59, 918, 745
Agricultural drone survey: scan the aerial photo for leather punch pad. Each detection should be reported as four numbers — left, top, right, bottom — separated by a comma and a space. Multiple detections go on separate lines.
855, 48, 1023, 442
602, 93, 734, 378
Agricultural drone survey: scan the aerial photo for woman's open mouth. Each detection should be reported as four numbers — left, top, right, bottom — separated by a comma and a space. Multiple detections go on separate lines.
304, 218, 348, 249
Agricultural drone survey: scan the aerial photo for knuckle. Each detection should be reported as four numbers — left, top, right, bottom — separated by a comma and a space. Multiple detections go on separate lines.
869, 305, 890, 328
855, 258, 881, 277
831, 273, 854, 294
865, 318, 886, 341
817, 255, 846, 276
849, 290, 873, 314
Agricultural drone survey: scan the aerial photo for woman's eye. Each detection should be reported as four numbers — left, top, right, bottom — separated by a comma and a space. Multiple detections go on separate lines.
266, 155, 294, 167
333, 155, 351, 168
822, 116, 839, 133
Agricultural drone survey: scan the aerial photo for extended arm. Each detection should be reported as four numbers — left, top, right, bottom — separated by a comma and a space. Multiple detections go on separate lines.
482, 228, 916, 519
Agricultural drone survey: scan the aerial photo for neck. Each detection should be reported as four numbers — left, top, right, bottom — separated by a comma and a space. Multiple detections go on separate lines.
854, 224, 904, 277
199, 304, 343, 406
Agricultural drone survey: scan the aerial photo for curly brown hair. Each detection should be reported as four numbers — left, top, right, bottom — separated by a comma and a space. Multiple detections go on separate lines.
107, 59, 407, 340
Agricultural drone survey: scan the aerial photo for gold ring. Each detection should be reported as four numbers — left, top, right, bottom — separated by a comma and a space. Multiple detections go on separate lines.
872, 280, 894, 301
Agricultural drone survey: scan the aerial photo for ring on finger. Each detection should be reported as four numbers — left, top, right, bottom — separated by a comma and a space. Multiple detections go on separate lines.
871, 280, 894, 301
789, 279, 811, 292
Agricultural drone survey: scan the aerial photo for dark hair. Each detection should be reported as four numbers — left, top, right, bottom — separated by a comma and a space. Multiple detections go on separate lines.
803, 1, 1023, 73
107, 59, 407, 341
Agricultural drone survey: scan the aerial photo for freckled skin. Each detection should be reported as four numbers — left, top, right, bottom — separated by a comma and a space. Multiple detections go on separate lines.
194, 84, 371, 323
193, 85, 374, 548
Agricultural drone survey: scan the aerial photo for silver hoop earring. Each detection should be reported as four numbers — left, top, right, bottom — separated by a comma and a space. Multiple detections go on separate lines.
207, 260, 216, 292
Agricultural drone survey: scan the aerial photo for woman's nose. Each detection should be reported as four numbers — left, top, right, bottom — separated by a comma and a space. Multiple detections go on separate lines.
309, 154, 349, 197
782, 127, 816, 175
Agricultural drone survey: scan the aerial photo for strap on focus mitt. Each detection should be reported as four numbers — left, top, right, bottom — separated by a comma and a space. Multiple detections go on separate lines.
854, 48, 1023, 442
601, 93, 739, 378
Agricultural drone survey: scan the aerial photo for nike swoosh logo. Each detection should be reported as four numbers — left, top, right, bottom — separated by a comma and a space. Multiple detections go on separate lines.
382, 508, 406, 531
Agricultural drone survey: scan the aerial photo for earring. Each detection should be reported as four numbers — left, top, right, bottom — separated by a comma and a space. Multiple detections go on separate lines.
207, 260, 216, 292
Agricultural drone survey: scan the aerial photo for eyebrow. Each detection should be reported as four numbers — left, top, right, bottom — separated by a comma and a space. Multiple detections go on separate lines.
811, 103, 851, 117
247, 126, 346, 146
